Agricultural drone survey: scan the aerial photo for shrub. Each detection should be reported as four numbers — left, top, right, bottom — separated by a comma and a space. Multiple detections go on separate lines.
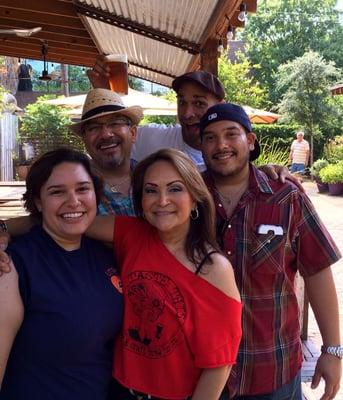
310, 159, 329, 180
323, 135, 343, 163
19, 99, 84, 156
319, 161, 343, 184
253, 124, 299, 154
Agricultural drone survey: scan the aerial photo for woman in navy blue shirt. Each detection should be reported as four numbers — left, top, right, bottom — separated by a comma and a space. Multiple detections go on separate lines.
0, 149, 123, 399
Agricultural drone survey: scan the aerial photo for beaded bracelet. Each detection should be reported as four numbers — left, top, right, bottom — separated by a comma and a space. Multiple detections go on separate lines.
0, 220, 8, 233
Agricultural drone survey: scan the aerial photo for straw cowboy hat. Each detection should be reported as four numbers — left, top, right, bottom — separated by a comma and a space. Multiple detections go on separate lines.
70, 88, 143, 135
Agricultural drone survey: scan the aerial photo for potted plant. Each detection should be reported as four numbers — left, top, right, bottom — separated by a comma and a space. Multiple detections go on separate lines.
310, 158, 329, 193
13, 156, 32, 181
319, 162, 343, 196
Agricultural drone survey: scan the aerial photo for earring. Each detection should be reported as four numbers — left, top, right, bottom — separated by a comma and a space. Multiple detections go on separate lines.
249, 144, 255, 150
190, 207, 199, 220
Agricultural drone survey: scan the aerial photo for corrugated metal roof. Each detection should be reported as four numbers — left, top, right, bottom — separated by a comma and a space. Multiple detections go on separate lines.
79, 0, 222, 86
82, 0, 218, 42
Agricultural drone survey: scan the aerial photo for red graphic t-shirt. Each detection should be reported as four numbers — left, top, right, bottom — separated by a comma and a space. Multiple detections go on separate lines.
113, 216, 242, 399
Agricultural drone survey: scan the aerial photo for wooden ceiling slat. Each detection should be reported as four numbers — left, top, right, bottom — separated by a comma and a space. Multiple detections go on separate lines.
0, 18, 92, 41
0, 0, 77, 18
0, 7, 85, 30
0, 40, 97, 59
0, 47, 95, 66
0, 37, 98, 55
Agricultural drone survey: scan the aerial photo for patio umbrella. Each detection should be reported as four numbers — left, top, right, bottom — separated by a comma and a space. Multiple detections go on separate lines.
44, 93, 280, 123
242, 105, 280, 124
44, 89, 177, 117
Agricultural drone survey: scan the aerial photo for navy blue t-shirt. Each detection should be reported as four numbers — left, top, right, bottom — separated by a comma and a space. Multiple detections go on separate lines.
1, 225, 123, 400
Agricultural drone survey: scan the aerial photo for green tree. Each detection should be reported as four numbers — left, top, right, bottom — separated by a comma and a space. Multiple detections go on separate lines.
129, 76, 145, 91
20, 98, 84, 155
218, 53, 269, 108
276, 51, 341, 165
243, 0, 343, 103
68, 65, 91, 92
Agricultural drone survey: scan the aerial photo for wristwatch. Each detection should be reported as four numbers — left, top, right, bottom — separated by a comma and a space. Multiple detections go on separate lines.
321, 345, 343, 359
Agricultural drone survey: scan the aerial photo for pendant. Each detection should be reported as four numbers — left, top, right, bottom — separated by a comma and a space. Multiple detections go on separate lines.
110, 185, 119, 193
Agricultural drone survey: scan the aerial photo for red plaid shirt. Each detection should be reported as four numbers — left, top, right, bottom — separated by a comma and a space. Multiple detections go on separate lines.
203, 165, 341, 396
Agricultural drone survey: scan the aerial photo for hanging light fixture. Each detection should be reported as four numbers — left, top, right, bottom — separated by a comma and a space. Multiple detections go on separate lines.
217, 37, 224, 53
39, 42, 51, 81
238, 3, 247, 22
227, 25, 234, 41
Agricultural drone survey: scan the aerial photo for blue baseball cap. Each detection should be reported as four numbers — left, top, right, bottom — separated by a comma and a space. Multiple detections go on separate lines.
200, 103, 260, 161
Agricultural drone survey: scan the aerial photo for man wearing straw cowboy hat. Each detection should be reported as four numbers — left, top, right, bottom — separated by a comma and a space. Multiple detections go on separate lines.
70, 88, 143, 216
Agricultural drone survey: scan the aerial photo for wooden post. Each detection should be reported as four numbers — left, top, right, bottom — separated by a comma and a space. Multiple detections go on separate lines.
200, 38, 219, 76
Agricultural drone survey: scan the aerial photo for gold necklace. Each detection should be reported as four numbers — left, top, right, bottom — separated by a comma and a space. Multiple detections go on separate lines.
109, 176, 131, 193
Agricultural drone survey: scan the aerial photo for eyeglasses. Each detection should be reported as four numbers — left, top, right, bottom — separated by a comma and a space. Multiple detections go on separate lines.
83, 118, 132, 135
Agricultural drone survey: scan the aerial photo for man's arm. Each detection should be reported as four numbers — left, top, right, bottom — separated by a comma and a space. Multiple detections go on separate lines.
0, 217, 34, 275
304, 267, 342, 400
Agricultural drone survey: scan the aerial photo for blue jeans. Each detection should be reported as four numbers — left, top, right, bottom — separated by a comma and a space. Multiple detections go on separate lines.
291, 163, 306, 173
221, 371, 302, 400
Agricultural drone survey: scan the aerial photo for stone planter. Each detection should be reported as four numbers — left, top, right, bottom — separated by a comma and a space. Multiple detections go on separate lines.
328, 182, 343, 196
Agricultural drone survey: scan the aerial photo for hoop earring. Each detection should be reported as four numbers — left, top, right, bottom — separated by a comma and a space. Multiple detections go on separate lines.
190, 207, 199, 220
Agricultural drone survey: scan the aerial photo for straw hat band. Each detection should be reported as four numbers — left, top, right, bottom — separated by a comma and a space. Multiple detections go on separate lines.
82, 104, 126, 121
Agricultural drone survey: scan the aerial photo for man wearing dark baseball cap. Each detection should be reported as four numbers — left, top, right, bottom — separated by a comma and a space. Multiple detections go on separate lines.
200, 102, 342, 400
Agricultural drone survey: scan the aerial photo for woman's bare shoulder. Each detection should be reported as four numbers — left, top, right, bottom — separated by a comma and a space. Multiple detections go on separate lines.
201, 253, 240, 301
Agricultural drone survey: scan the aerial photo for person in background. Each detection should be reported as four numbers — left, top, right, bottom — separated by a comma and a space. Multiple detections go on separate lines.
289, 130, 310, 173
199, 103, 342, 399
0, 148, 123, 399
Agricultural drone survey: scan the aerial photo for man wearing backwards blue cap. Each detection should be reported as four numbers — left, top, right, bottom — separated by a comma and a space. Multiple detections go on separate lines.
200, 103, 342, 400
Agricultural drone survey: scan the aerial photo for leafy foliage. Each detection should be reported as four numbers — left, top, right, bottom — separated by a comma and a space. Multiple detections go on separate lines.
218, 53, 269, 108
310, 158, 329, 179
253, 135, 289, 167
323, 135, 343, 163
129, 76, 145, 91
319, 161, 343, 183
242, 0, 343, 103
0, 84, 6, 114
20, 98, 84, 155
